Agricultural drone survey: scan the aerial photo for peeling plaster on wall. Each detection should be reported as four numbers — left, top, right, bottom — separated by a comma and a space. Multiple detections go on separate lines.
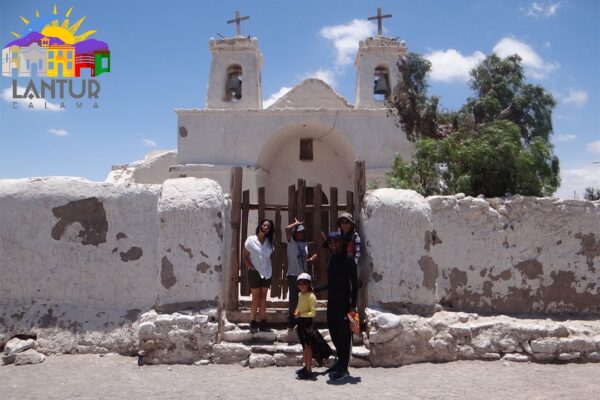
574, 232, 600, 272
363, 189, 600, 316
161, 257, 177, 289
120, 247, 143, 262
51, 197, 108, 246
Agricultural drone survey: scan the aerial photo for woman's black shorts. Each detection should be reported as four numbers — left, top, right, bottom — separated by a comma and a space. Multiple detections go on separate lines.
248, 269, 272, 289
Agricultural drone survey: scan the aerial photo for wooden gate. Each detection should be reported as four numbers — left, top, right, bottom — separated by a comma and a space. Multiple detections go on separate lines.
227, 160, 366, 311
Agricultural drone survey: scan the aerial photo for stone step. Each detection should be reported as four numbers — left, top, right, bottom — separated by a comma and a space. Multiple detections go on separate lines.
226, 307, 328, 324
214, 340, 372, 368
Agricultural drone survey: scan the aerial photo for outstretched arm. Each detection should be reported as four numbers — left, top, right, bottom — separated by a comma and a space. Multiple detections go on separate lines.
285, 218, 303, 242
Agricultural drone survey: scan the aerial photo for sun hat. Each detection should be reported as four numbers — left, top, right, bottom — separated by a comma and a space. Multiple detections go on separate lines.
292, 224, 305, 234
337, 212, 355, 227
297, 272, 312, 282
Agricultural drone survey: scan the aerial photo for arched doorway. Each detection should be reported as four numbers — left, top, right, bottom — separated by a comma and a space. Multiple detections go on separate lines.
255, 122, 356, 210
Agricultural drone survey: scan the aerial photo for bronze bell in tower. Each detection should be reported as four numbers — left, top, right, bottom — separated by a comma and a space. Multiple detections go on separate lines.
227, 75, 242, 99
373, 75, 390, 96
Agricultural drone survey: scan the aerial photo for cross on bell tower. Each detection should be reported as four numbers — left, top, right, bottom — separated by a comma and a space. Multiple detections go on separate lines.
368, 8, 392, 36
227, 10, 250, 37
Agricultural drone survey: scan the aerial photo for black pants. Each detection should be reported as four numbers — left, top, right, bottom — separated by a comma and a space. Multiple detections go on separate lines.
287, 275, 298, 322
327, 300, 352, 371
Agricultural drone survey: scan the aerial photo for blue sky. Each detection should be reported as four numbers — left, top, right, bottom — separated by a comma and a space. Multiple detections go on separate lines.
0, 0, 598, 198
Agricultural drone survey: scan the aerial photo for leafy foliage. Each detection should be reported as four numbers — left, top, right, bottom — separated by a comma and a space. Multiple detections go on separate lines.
584, 187, 600, 201
387, 53, 560, 197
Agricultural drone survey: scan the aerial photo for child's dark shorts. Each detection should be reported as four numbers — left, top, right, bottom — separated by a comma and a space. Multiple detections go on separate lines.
296, 317, 315, 346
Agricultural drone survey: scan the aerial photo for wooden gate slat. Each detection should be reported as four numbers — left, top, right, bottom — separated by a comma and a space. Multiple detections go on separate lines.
288, 184, 296, 224
227, 167, 243, 311
240, 190, 250, 296
329, 186, 338, 232
271, 207, 282, 298
258, 187, 266, 223
346, 190, 354, 214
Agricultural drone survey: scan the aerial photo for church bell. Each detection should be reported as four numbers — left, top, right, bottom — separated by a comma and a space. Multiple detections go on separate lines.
373, 75, 390, 96
227, 75, 242, 99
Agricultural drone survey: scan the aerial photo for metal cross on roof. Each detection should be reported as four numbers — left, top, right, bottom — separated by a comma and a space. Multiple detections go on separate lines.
368, 8, 392, 36
227, 10, 250, 37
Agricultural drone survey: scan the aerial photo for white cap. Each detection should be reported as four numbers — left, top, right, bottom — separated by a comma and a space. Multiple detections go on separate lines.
297, 272, 312, 282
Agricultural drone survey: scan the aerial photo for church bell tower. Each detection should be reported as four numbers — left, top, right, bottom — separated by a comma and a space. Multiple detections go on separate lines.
206, 11, 263, 110
355, 8, 407, 109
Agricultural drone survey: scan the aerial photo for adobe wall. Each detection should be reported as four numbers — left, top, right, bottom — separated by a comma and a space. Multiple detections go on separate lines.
362, 189, 600, 316
0, 177, 226, 354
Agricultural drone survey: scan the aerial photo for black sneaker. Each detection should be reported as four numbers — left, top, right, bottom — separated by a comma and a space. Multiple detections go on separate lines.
259, 319, 268, 332
297, 369, 314, 380
295, 366, 307, 375
329, 369, 349, 381
249, 320, 258, 333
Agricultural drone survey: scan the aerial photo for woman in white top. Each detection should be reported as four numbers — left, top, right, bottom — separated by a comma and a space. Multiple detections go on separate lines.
242, 219, 274, 333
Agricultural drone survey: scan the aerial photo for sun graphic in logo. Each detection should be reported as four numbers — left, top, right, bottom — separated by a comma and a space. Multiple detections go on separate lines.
11, 4, 97, 44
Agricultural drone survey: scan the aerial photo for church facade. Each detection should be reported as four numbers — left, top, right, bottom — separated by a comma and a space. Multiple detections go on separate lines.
109, 30, 414, 206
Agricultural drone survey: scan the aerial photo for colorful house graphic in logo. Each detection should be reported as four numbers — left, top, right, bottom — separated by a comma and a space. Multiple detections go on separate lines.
1, 4, 110, 78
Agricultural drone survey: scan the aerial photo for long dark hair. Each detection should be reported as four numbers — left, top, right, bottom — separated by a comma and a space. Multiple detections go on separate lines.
255, 219, 275, 248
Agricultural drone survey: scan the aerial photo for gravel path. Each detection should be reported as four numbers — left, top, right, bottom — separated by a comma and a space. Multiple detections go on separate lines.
2, 354, 599, 400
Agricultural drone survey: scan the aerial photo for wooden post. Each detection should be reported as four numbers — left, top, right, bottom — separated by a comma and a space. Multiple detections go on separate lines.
354, 160, 366, 225
313, 184, 325, 293
346, 190, 354, 214
296, 179, 306, 227
240, 190, 250, 296
258, 187, 266, 223
271, 207, 282, 298
329, 186, 338, 232
227, 167, 243, 311
288, 184, 296, 223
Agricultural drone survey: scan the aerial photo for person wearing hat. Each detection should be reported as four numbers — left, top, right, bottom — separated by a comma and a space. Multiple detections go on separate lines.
315, 231, 358, 381
285, 218, 317, 329
337, 212, 361, 266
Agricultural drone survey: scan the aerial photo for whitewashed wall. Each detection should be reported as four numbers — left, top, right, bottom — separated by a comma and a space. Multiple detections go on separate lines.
0, 177, 226, 353
362, 189, 600, 316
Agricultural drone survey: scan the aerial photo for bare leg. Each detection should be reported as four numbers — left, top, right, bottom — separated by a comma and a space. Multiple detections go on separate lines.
259, 287, 269, 321
304, 346, 313, 372
250, 288, 260, 322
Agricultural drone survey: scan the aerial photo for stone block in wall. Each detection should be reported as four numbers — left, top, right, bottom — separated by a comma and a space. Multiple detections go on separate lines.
0, 177, 160, 352
138, 309, 219, 365
362, 189, 436, 314
156, 178, 226, 309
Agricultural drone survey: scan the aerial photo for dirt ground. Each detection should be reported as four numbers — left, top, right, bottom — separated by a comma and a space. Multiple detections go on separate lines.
1, 354, 599, 400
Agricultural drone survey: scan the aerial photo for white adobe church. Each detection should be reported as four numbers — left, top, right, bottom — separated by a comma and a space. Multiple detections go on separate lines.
108, 10, 413, 205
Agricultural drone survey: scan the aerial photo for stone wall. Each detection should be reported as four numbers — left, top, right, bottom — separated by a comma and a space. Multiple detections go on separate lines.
362, 189, 600, 316
0, 177, 226, 354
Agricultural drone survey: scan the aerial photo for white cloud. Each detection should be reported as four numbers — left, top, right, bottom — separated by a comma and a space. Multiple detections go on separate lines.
554, 134, 577, 142
424, 49, 486, 82
2, 86, 63, 111
142, 139, 157, 147
586, 140, 600, 155
492, 37, 558, 79
263, 86, 293, 108
320, 19, 376, 66
563, 89, 588, 106
524, 2, 561, 18
554, 164, 600, 199
302, 68, 337, 87
48, 128, 68, 137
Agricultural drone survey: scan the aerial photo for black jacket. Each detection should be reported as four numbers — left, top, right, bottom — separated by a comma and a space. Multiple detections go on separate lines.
315, 249, 358, 308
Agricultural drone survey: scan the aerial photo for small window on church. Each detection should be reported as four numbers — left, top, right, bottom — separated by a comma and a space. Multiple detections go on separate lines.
300, 139, 313, 161
373, 66, 390, 101
226, 65, 242, 102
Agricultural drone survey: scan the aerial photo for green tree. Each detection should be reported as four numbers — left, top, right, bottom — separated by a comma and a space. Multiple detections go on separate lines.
387, 53, 560, 197
584, 187, 600, 201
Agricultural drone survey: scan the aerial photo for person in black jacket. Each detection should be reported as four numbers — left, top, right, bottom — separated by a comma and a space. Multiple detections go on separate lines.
315, 231, 358, 381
